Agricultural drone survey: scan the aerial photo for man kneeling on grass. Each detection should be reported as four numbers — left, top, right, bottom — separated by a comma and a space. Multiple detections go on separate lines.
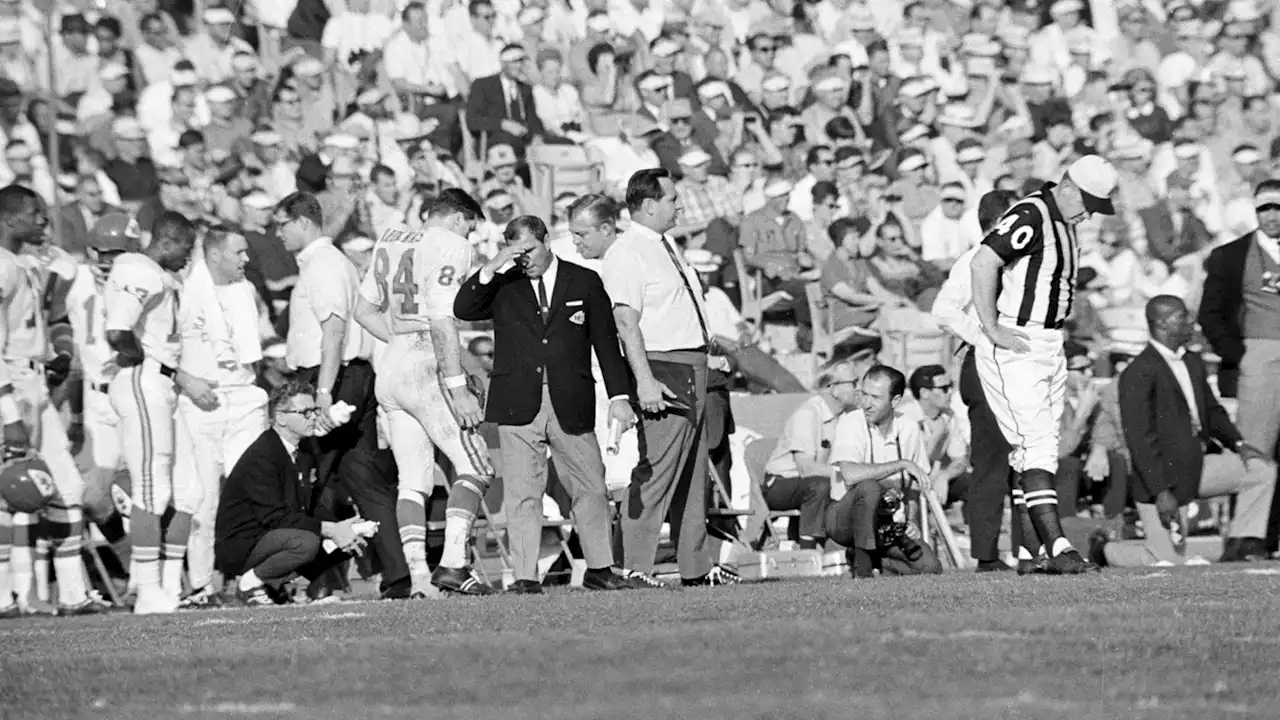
214, 381, 370, 606
825, 365, 944, 578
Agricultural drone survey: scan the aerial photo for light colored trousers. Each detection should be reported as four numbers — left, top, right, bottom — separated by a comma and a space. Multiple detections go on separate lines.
1105, 452, 1276, 566
498, 385, 614, 582
177, 385, 268, 590
1237, 338, 1280, 459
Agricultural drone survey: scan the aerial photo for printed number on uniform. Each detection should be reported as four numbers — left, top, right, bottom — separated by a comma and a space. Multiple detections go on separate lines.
373, 249, 420, 314
437, 266, 456, 286
993, 211, 1035, 250
168, 291, 181, 343
82, 295, 98, 344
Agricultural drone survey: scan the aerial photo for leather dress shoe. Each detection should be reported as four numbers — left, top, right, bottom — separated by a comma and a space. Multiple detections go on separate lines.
582, 569, 633, 590
507, 579, 543, 595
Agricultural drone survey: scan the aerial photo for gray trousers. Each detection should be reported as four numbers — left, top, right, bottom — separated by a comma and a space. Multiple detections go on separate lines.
1238, 338, 1280, 458
618, 351, 713, 578
243, 528, 346, 588
499, 385, 614, 582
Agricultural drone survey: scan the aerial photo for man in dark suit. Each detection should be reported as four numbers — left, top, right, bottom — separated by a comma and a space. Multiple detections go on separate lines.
1138, 172, 1212, 269
215, 381, 370, 605
57, 175, 120, 259
1116, 296, 1276, 564
465, 43, 546, 157
454, 215, 636, 593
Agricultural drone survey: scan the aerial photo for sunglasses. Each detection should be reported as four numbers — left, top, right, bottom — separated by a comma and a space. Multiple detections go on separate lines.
755, 46, 777, 53
474, 351, 494, 358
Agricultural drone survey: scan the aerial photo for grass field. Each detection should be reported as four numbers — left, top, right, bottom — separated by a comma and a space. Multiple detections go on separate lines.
4, 566, 1280, 720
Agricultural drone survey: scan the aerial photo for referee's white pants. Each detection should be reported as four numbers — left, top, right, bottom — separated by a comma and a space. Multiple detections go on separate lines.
972, 325, 1065, 475
176, 384, 268, 590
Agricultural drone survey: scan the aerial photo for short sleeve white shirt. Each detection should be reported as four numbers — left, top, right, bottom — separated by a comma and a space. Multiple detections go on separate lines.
600, 221, 707, 352
288, 237, 365, 369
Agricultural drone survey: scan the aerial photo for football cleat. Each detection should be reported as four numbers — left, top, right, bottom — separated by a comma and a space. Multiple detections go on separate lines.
178, 585, 225, 610
1046, 549, 1100, 575
59, 595, 111, 616
619, 568, 667, 589
0, 449, 57, 513
0, 602, 20, 620
682, 564, 743, 587
236, 584, 275, 607
430, 566, 498, 595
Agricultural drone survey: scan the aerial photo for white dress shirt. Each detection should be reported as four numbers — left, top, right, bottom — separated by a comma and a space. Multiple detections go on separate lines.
600, 221, 708, 352
930, 246, 984, 348
1150, 339, 1201, 432
287, 237, 366, 369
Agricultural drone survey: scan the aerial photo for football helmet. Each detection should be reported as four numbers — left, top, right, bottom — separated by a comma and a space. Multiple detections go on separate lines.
0, 449, 56, 513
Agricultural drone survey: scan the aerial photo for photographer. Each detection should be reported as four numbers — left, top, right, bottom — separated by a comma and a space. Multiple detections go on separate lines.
826, 365, 944, 578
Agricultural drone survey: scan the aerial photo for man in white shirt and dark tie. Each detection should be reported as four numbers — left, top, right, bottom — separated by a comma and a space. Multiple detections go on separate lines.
600, 168, 741, 587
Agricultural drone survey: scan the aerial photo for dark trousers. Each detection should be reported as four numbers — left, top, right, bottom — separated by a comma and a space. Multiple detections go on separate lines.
760, 276, 813, 326
296, 360, 408, 590
763, 474, 830, 539
960, 348, 1022, 562
825, 481, 942, 575
243, 528, 347, 587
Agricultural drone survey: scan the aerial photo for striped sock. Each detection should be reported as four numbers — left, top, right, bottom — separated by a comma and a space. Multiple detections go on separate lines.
396, 491, 428, 579
132, 509, 162, 588
33, 535, 50, 603
50, 520, 88, 607
10, 513, 35, 605
439, 510, 474, 569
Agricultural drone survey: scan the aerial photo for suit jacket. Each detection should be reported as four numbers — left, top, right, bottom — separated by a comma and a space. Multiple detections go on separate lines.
1197, 231, 1253, 396
466, 73, 546, 153
56, 202, 121, 257
1118, 345, 1243, 506
1139, 203, 1212, 269
453, 258, 631, 434
214, 428, 332, 576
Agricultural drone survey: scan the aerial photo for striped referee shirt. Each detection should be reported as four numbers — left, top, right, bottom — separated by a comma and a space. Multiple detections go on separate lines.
981, 183, 1077, 330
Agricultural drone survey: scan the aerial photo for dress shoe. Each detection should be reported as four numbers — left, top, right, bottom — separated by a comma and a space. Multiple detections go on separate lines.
847, 548, 875, 579
1017, 555, 1050, 575
1087, 529, 1110, 568
430, 565, 498, 595
582, 569, 633, 590
1221, 537, 1268, 562
1046, 549, 1100, 575
506, 580, 543, 595
975, 560, 1012, 573
379, 577, 412, 600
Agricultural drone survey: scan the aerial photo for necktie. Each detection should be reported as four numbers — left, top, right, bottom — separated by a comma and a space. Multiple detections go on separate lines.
659, 236, 710, 347
508, 81, 523, 121
537, 277, 549, 323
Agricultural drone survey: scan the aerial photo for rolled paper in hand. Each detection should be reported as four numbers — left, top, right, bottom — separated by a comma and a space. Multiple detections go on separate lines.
607, 417, 622, 456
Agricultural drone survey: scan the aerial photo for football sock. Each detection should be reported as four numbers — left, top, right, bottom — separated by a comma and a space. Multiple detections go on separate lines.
440, 474, 492, 569
33, 534, 50, 603
48, 514, 88, 606
397, 491, 429, 579
161, 511, 192, 593
131, 509, 162, 588
1021, 469, 1069, 555
10, 515, 34, 606
0, 518, 12, 605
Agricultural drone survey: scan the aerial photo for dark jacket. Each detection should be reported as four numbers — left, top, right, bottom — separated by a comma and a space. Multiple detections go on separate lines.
1118, 345, 1243, 506
452, 258, 631, 434
1139, 203, 1212, 269
215, 429, 331, 577
465, 73, 546, 153
1197, 232, 1254, 396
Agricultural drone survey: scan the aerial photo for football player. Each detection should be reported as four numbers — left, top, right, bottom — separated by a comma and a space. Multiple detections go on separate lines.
354, 189, 497, 597
65, 214, 137, 575
0, 185, 105, 617
104, 211, 199, 614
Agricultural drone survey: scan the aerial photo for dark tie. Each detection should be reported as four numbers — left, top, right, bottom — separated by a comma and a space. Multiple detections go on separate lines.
537, 277, 549, 323
659, 236, 710, 347
508, 83, 523, 121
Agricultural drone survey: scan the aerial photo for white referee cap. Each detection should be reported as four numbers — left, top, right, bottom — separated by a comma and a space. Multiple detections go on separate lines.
1254, 186, 1280, 212
1065, 154, 1117, 216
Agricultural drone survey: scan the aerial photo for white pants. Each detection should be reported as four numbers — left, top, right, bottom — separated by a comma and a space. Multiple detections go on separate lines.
84, 383, 124, 471
2, 363, 84, 515
972, 325, 1065, 475
176, 384, 268, 589
375, 333, 493, 496
109, 361, 186, 515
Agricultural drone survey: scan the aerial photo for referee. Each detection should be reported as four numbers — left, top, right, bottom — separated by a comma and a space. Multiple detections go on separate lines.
274, 192, 410, 599
967, 155, 1117, 575
601, 168, 738, 587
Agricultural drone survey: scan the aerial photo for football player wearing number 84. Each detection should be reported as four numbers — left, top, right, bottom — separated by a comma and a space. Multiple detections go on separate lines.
275, 192, 411, 601
353, 189, 499, 597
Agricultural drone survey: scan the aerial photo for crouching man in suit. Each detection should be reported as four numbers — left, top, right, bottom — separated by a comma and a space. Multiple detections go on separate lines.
215, 381, 371, 605
1101, 296, 1276, 566
454, 215, 637, 593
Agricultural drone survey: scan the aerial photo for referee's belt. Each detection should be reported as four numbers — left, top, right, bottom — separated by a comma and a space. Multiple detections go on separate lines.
89, 382, 110, 394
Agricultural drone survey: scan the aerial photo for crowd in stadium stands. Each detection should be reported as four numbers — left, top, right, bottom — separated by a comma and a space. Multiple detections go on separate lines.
5, 0, 1280, 612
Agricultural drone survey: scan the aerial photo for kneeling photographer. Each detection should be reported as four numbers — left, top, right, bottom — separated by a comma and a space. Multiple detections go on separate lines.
825, 365, 944, 579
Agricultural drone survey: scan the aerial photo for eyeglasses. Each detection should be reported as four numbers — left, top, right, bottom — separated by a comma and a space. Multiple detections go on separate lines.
755, 46, 777, 53
930, 383, 953, 392
476, 12, 496, 20
671, 117, 691, 125
474, 351, 494, 358
734, 162, 760, 169
280, 407, 321, 419
1068, 365, 1094, 374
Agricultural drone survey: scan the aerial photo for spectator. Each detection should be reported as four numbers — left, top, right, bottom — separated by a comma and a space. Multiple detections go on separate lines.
466, 44, 545, 157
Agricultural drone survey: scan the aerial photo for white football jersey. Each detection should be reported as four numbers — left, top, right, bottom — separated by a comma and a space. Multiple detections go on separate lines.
104, 253, 182, 367
359, 226, 473, 331
0, 246, 48, 363
65, 265, 113, 386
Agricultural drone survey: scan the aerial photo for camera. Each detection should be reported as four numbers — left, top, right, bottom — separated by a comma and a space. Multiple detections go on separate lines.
877, 489, 924, 562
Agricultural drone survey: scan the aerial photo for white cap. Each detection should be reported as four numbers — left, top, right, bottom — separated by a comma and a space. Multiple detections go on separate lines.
762, 75, 791, 93
205, 85, 236, 103
586, 13, 611, 33
203, 7, 236, 24
1065, 154, 1118, 215
937, 104, 981, 128
171, 69, 199, 87
899, 77, 936, 98
1051, 0, 1084, 14
1255, 187, 1280, 211
678, 148, 712, 167
814, 76, 846, 93
242, 192, 275, 210
1233, 145, 1263, 164
956, 145, 987, 163
899, 124, 930, 144
697, 80, 730, 99
651, 38, 680, 58
638, 73, 671, 92
324, 133, 360, 150
499, 45, 527, 63
897, 153, 928, 172
294, 57, 324, 77
1173, 141, 1201, 160
251, 129, 282, 146
764, 179, 794, 198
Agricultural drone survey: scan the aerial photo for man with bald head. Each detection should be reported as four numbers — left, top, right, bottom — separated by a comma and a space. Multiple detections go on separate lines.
1111, 295, 1276, 565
